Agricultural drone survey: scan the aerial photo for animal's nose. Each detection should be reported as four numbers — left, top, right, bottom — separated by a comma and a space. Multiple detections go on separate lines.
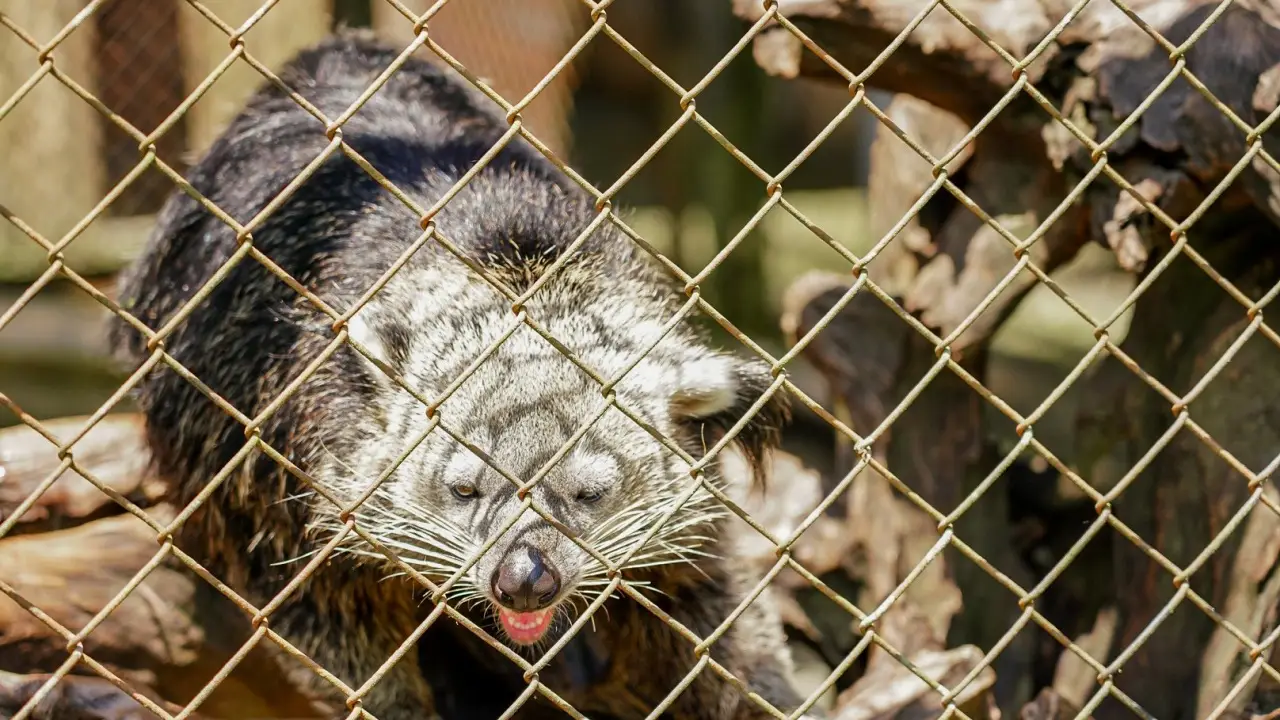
492, 547, 561, 611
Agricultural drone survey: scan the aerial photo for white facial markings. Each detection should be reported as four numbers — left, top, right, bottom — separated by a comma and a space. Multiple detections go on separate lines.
328, 247, 753, 643
443, 444, 487, 488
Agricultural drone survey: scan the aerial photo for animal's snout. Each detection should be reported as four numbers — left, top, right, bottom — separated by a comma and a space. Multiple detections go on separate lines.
492, 546, 561, 611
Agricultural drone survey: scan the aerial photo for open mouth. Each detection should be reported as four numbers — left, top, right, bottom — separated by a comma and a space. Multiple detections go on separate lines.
497, 607, 554, 645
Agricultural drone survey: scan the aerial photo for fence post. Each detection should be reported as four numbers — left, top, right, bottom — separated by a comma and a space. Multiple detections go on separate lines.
0, 1, 104, 276
176, 0, 333, 158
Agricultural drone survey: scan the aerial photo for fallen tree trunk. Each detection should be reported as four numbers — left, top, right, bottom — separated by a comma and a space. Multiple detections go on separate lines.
738, 0, 1280, 718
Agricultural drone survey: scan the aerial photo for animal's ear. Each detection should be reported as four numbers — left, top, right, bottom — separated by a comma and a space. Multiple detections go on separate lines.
669, 352, 790, 489
346, 307, 410, 386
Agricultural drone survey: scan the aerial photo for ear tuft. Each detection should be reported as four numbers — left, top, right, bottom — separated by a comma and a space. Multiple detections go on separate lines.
670, 352, 791, 490
346, 307, 409, 384
347, 310, 388, 368
669, 354, 738, 419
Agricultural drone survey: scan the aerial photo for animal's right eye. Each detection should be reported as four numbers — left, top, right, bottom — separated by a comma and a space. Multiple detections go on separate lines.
452, 484, 478, 500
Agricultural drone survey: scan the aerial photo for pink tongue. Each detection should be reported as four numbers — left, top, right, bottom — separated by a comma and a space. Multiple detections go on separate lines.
499, 609, 551, 644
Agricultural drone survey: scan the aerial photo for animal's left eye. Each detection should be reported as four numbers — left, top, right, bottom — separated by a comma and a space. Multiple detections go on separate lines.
576, 488, 603, 504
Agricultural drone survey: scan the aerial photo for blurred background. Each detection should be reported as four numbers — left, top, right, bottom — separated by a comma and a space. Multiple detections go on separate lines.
0, 0, 1132, 453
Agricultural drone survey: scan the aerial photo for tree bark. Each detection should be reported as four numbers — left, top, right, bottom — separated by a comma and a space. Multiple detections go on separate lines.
737, 0, 1280, 352
739, 0, 1280, 717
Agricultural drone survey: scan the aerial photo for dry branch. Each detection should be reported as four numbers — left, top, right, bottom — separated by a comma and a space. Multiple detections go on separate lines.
1050, 607, 1116, 710
832, 645, 997, 720
1198, 481, 1280, 718
1018, 688, 1083, 720
778, 270, 996, 700
729, 435, 962, 672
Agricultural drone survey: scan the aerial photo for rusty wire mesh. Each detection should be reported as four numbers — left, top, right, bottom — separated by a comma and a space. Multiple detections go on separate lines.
93, 0, 191, 219
1, 0, 1279, 719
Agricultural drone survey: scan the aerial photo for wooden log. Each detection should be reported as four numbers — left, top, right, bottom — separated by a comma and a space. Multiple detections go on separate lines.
1093, 243, 1280, 720
1050, 607, 1116, 710
736, 0, 1280, 352
861, 95, 970, 300
968, 224, 1280, 720
1198, 481, 1280, 719
0, 415, 334, 718
0, 669, 187, 720
778, 271, 979, 690
0, 414, 162, 534
1018, 688, 1085, 720
737, 0, 1084, 356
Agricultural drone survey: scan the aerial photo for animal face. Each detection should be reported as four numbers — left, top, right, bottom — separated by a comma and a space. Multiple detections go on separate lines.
395, 404, 694, 648
317, 282, 783, 648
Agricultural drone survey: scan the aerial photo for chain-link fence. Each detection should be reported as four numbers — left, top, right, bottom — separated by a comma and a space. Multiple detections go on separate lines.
1, 0, 1279, 719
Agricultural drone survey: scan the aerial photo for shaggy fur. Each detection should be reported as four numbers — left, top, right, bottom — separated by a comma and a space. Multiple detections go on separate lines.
110, 30, 810, 720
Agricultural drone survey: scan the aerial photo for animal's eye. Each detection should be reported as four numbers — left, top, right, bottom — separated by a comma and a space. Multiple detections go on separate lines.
452, 484, 478, 500
577, 488, 603, 504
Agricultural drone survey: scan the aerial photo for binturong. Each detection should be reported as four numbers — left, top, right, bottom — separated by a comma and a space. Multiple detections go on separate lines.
109, 30, 818, 720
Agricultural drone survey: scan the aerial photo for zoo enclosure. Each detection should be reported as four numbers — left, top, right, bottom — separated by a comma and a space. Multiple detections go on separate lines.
1, 1, 1279, 719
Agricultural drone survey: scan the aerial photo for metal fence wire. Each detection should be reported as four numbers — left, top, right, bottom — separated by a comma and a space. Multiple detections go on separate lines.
1, 1, 1279, 719
397, 0, 586, 159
